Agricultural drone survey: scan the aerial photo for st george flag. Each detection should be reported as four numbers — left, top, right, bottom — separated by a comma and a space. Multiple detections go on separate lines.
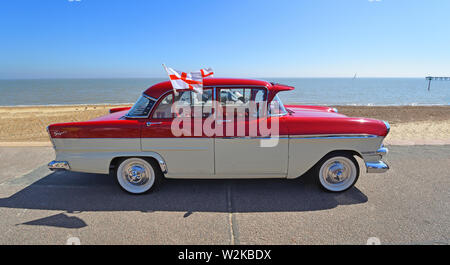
163, 65, 214, 94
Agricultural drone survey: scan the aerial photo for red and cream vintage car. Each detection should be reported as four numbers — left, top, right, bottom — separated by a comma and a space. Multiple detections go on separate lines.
47, 78, 389, 194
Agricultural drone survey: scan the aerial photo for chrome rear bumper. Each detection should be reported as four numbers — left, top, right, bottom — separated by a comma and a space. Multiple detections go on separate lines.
48, 161, 70, 171
365, 161, 389, 173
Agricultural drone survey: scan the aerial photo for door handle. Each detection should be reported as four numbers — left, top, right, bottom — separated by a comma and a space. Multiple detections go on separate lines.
146, 122, 162, 127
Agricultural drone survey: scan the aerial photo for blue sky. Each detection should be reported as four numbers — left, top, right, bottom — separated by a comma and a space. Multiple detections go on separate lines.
0, 0, 449, 78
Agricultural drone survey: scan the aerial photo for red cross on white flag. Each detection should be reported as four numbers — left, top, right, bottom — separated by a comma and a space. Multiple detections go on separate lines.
163, 65, 214, 94
200, 68, 214, 78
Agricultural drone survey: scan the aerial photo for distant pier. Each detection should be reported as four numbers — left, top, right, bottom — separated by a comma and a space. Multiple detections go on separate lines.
425, 76, 450, 91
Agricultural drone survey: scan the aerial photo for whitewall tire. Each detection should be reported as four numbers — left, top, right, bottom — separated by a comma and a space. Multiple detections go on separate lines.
316, 154, 359, 192
116, 157, 160, 194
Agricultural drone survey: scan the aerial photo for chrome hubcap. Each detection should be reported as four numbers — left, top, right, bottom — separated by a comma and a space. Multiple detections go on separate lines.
117, 158, 155, 194
125, 165, 147, 185
319, 156, 357, 191
122, 162, 150, 186
325, 161, 349, 184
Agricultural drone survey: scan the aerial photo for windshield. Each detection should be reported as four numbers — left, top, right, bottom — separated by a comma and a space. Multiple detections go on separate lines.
126, 95, 156, 117
269, 94, 287, 116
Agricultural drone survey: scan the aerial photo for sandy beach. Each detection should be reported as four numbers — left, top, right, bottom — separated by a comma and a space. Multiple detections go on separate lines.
0, 105, 448, 146
333, 106, 450, 145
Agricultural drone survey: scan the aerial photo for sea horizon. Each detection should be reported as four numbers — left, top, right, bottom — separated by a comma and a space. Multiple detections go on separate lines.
0, 76, 437, 80
0, 77, 449, 106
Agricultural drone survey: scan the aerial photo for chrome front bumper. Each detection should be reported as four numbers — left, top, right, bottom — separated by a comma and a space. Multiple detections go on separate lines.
365, 161, 389, 173
48, 161, 70, 171
363, 146, 389, 173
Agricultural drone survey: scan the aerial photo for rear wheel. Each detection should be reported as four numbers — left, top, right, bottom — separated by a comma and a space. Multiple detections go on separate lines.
315, 153, 359, 192
115, 157, 161, 194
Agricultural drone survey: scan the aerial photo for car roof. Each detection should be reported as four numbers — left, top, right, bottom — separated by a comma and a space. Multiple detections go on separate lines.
143, 78, 294, 99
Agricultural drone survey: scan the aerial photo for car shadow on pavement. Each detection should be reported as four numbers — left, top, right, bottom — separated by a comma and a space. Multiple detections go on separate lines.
0, 167, 368, 215
16, 213, 87, 229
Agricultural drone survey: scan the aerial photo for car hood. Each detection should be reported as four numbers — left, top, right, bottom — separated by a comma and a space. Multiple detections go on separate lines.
285, 106, 347, 118
284, 105, 389, 137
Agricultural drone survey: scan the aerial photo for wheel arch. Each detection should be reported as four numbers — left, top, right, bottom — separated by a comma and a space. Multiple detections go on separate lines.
321, 149, 363, 160
312, 149, 363, 171
109, 153, 168, 175
290, 149, 363, 179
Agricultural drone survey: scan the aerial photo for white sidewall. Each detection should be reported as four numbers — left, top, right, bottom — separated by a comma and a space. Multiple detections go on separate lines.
318, 156, 357, 192
116, 158, 155, 194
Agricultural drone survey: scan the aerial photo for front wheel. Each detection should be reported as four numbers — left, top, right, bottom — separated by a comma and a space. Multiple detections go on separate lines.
315, 153, 359, 192
116, 157, 161, 194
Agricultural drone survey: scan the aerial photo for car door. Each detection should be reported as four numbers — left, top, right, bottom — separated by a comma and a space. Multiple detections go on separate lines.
141, 89, 215, 178
214, 87, 289, 178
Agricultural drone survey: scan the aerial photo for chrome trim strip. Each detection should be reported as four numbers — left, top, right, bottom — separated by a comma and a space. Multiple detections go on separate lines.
366, 161, 389, 173
219, 136, 289, 139
289, 134, 379, 139
146, 122, 162, 127
48, 161, 70, 170
146, 146, 210, 150
48, 135, 378, 140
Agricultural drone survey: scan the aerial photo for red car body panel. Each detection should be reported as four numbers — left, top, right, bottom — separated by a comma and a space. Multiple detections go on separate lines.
47, 78, 388, 139
49, 119, 142, 139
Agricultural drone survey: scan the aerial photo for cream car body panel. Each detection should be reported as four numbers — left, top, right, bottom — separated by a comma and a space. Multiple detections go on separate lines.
52, 138, 166, 174
286, 135, 384, 179
215, 137, 288, 177
52, 135, 384, 179
141, 137, 214, 177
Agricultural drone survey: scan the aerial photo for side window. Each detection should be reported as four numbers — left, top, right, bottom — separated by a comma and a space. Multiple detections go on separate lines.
219, 88, 265, 106
194, 89, 213, 118
173, 89, 213, 118
253, 89, 267, 117
152, 93, 173, 118
254, 89, 265, 103
219, 88, 266, 118
269, 95, 287, 116
220, 88, 250, 105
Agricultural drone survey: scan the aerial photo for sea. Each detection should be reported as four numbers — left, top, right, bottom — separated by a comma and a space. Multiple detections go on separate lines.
0, 78, 448, 106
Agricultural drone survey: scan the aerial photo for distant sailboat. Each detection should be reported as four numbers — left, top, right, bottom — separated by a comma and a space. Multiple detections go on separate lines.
353, 73, 357, 79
